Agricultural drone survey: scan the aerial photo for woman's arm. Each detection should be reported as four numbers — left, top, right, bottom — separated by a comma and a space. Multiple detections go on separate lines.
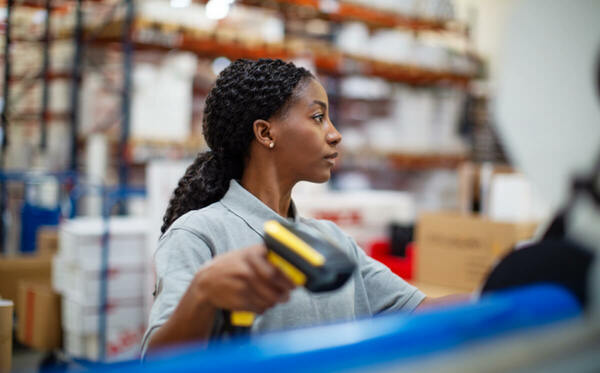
145, 274, 217, 354
145, 244, 296, 357
415, 293, 472, 311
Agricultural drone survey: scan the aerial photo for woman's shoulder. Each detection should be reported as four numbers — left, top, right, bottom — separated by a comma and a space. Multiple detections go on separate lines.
298, 216, 349, 242
154, 204, 227, 272
165, 201, 230, 238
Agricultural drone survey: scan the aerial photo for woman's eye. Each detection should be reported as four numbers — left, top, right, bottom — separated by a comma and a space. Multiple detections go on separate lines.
313, 114, 324, 123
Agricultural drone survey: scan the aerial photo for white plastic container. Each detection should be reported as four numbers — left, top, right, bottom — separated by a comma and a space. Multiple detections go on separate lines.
369, 29, 415, 65
336, 22, 370, 57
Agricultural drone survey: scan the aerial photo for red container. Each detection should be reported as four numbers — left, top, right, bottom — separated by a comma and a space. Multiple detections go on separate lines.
369, 240, 414, 280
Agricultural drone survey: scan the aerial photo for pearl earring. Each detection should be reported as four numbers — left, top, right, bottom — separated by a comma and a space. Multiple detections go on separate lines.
269, 142, 275, 149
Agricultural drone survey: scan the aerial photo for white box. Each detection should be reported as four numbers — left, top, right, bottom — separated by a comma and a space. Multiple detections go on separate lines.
64, 324, 145, 362
62, 297, 144, 335
52, 256, 145, 303
59, 217, 149, 268
488, 173, 550, 223
132, 52, 197, 142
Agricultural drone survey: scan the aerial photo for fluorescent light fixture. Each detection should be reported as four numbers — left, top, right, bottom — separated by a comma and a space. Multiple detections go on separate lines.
170, 0, 191, 8
206, 0, 235, 20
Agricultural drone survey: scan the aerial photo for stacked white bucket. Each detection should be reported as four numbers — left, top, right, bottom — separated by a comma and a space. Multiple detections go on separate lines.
52, 217, 148, 362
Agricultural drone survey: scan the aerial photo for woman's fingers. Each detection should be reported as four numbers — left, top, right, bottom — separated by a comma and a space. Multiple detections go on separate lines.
198, 244, 298, 314
245, 254, 294, 309
248, 245, 298, 291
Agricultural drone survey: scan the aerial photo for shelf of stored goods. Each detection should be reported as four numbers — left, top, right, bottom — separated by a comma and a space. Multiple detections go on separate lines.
219, 0, 462, 32
96, 20, 473, 86
1, 0, 136, 209
386, 152, 469, 170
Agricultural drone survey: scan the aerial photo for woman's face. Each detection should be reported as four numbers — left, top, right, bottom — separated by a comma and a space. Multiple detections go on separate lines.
271, 78, 342, 183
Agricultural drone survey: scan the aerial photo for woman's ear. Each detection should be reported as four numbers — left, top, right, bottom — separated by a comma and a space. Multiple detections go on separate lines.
253, 119, 274, 148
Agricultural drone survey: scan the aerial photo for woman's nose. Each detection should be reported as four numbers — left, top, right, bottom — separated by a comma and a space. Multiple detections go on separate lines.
327, 121, 342, 146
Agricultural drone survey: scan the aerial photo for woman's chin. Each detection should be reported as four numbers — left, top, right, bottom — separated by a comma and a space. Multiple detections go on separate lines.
307, 171, 331, 184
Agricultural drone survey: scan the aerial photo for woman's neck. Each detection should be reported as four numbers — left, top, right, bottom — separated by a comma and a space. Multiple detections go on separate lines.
240, 162, 295, 218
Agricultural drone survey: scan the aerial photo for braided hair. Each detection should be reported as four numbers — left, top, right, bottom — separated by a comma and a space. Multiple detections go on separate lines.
160, 59, 314, 233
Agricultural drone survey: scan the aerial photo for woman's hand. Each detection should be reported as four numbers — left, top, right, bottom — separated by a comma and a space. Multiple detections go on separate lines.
193, 244, 297, 314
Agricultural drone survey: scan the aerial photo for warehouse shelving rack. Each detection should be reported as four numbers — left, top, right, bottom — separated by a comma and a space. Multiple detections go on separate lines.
221, 0, 460, 31
93, 0, 476, 170
1, 0, 478, 199
0, 1, 143, 364
0, 1, 478, 248
0, 0, 136, 230
69, 0, 136, 212
0, 0, 59, 247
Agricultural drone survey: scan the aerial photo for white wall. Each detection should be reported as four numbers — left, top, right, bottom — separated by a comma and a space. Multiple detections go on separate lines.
454, 0, 518, 85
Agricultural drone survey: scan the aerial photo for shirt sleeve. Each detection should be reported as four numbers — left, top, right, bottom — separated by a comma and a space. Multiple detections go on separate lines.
140, 227, 214, 358
310, 219, 426, 315
345, 232, 425, 314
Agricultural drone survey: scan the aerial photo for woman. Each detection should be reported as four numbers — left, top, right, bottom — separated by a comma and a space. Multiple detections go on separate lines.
143, 58, 443, 357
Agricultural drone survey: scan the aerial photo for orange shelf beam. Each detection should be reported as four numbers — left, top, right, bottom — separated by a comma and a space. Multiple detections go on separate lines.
130, 33, 471, 86
9, 71, 72, 83
242, 0, 452, 31
387, 152, 468, 170
94, 18, 473, 86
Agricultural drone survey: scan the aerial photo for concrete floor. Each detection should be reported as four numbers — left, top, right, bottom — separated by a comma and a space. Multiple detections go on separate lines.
11, 345, 45, 373
9, 344, 112, 373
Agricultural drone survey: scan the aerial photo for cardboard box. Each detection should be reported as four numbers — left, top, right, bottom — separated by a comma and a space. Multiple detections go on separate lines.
0, 300, 13, 373
36, 226, 59, 257
16, 282, 62, 351
415, 212, 538, 291
0, 255, 52, 304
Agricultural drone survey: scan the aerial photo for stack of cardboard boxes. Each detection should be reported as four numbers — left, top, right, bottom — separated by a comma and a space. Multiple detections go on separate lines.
414, 212, 538, 294
0, 226, 62, 372
408, 163, 542, 296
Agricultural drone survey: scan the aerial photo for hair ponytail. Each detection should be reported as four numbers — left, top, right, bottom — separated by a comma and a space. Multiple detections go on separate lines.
160, 151, 242, 233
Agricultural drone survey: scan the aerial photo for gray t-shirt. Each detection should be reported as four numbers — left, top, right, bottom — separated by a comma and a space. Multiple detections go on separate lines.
141, 180, 424, 356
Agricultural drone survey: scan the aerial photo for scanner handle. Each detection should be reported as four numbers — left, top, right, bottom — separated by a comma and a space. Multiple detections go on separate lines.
229, 250, 307, 330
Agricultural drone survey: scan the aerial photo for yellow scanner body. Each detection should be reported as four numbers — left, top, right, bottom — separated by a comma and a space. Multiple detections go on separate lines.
230, 220, 356, 328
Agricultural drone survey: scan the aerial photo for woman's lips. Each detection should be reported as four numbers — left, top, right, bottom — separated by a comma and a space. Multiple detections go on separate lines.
324, 152, 338, 166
